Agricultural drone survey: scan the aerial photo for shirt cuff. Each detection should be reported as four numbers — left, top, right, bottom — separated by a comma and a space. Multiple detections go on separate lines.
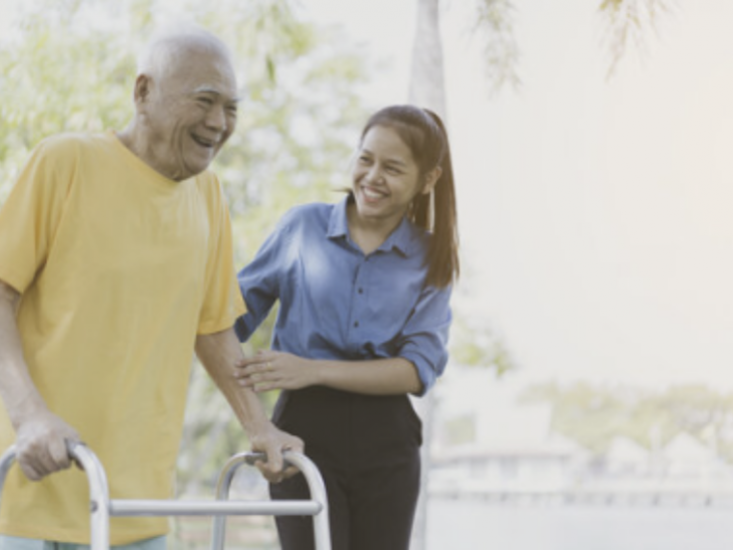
400, 351, 439, 397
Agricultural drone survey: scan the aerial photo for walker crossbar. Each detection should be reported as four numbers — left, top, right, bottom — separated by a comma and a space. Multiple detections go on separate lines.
0, 443, 331, 550
210, 451, 331, 550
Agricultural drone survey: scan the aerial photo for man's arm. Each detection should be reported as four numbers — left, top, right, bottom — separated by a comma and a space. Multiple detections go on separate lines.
194, 327, 303, 482
0, 280, 80, 480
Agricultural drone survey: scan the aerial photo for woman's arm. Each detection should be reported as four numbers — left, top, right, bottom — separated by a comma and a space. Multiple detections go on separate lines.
236, 351, 423, 395
237, 279, 453, 397
235, 210, 300, 342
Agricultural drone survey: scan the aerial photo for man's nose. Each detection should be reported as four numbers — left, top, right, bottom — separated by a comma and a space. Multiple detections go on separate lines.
205, 104, 227, 131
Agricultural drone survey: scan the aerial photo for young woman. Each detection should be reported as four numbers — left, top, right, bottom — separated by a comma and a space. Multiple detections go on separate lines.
234, 104, 459, 550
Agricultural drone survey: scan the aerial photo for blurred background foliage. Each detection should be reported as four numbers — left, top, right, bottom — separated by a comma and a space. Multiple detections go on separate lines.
0, 0, 679, 495
522, 382, 733, 462
0, 0, 690, 546
0, 0, 509, 503
0, 0, 371, 496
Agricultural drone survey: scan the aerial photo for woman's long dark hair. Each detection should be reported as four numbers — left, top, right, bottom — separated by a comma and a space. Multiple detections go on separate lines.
360, 105, 460, 288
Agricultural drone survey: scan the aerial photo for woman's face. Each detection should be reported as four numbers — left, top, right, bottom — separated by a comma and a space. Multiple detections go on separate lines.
351, 124, 426, 229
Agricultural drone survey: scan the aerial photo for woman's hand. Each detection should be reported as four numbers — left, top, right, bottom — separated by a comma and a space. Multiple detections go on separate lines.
235, 350, 319, 392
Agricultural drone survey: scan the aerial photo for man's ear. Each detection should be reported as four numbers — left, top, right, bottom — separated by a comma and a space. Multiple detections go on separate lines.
133, 74, 152, 105
421, 166, 442, 195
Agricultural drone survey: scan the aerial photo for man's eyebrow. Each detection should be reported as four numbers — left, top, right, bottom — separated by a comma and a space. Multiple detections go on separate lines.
191, 86, 243, 103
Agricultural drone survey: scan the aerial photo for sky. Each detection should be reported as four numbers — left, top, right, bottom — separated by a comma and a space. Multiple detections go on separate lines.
1, 0, 731, 391
301, 0, 733, 389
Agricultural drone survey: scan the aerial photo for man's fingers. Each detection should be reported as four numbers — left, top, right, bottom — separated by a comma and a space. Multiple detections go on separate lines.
20, 448, 54, 480
48, 438, 71, 469
19, 462, 41, 482
30, 446, 57, 477
263, 445, 284, 474
255, 462, 284, 483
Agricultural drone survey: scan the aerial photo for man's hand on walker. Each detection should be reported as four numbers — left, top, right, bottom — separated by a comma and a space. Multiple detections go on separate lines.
14, 407, 81, 481
249, 423, 304, 483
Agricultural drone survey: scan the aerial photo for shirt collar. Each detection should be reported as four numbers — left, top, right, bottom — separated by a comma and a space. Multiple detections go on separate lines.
327, 195, 416, 257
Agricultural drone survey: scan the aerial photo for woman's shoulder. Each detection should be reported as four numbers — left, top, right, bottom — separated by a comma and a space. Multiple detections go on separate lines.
403, 218, 432, 255
278, 200, 338, 231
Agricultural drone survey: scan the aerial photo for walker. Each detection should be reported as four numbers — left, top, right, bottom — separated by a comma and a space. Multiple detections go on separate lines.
0, 443, 331, 550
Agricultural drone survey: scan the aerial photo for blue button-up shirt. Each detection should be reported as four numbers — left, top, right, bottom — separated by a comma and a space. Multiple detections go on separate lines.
235, 196, 452, 395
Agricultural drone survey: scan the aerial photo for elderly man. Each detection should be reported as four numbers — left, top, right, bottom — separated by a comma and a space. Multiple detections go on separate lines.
0, 27, 302, 550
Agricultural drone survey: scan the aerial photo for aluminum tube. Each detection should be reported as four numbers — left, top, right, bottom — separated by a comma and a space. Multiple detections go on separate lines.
0, 444, 112, 550
210, 451, 331, 550
111, 499, 321, 516
67, 443, 111, 550
280, 452, 332, 550
0, 446, 17, 513
210, 453, 247, 550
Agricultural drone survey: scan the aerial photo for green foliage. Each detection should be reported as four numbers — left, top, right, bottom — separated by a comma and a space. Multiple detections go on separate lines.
473, 0, 521, 95
598, 0, 674, 78
0, 0, 368, 496
449, 316, 515, 376
448, 267, 517, 376
522, 381, 733, 461
0, 1, 136, 201
466, 0, 674, 96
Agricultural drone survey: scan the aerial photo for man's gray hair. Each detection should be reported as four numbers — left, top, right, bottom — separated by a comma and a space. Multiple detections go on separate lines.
136, 24, 235, 79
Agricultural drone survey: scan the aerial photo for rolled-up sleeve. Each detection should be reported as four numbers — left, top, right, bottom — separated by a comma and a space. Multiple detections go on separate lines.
397, 284, 453, 396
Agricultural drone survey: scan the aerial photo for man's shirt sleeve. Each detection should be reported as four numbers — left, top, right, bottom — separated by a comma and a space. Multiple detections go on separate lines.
0, 138, 73, 293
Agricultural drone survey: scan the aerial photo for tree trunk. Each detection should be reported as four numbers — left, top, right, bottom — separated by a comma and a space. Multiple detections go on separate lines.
408, 2, 447, 549
409, 0, 447, 118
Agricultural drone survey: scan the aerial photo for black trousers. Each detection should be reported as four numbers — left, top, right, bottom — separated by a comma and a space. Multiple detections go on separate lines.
269, 387, 423, 550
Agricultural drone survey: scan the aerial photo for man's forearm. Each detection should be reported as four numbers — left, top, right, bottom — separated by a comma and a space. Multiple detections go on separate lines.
194, 327, 271, 432
195, 327, 304, 481
0, 281, 47, 428
0, 280, 80, 480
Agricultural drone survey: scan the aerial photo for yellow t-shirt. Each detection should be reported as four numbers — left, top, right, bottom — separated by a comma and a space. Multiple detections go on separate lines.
0, 132, 246, 544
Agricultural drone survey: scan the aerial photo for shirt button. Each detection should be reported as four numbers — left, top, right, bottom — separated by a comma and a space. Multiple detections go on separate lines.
354, 321, 359, 328
358, 288, 364, 294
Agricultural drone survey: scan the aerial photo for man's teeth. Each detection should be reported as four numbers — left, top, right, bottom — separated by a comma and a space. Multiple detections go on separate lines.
193, 135, 215, 147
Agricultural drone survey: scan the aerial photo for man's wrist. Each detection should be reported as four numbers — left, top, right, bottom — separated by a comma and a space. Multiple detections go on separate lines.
8, 391, 48, 431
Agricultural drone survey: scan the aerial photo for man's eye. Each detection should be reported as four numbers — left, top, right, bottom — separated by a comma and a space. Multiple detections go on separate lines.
197, 97, 213, 106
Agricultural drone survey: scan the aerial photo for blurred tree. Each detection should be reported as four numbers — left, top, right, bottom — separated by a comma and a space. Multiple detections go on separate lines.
600, 0, 675, 78
413, 0, 674, 98
408, 2, 672, 547
522, 381, 733, 463
407, 0, 674, 373
0, 0, 369, 497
